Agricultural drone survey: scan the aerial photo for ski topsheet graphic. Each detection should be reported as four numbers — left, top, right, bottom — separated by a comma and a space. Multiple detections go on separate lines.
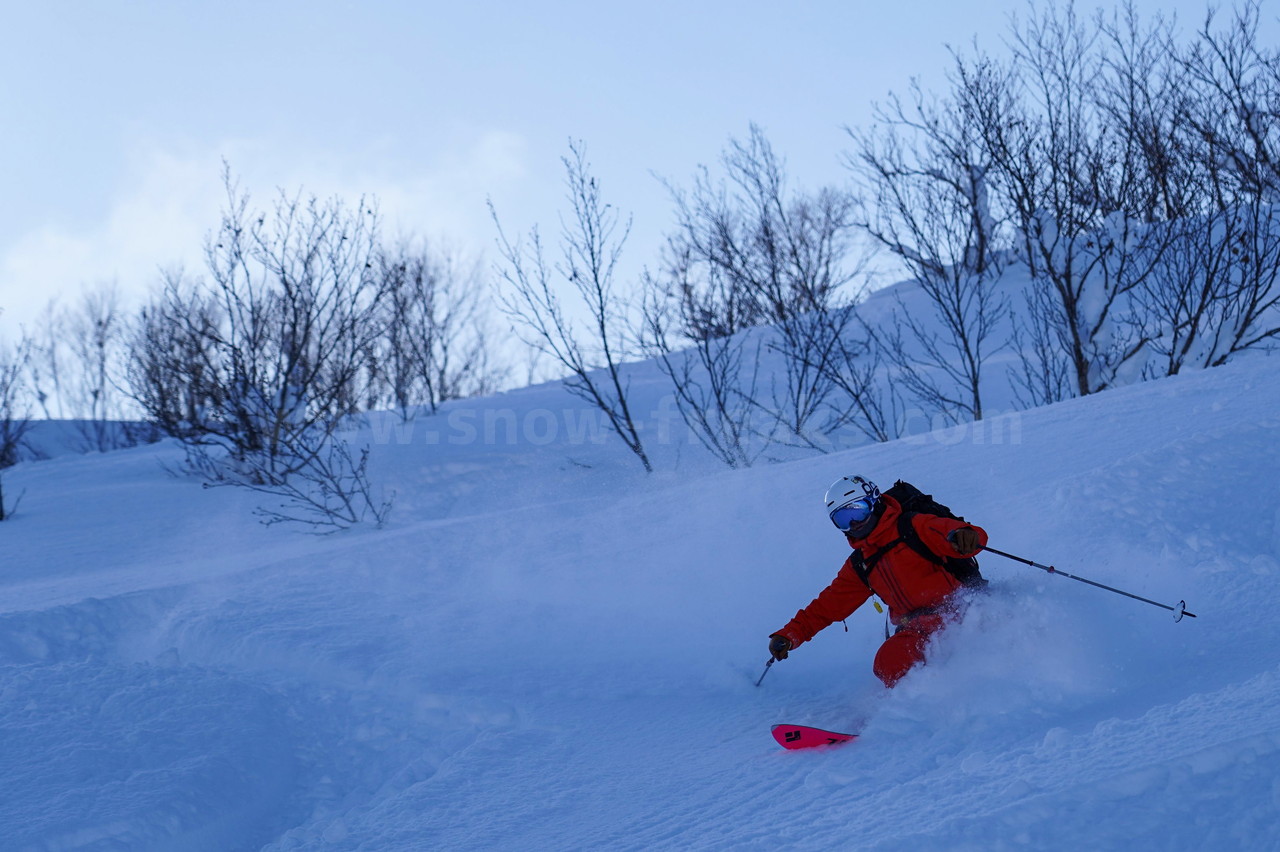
771, 724, 858, 750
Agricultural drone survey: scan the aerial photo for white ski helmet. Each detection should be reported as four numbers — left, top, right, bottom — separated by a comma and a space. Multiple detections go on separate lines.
824, 475, 882, 534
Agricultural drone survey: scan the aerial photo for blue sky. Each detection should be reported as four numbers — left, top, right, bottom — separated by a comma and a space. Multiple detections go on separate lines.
1, 0, 1271, 336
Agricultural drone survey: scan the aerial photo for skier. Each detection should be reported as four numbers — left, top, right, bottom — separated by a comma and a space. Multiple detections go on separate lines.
768, 475, 988, 687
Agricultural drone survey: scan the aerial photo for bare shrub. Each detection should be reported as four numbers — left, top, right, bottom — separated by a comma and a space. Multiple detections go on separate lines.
0, 335, 33, 521
975, 4, 1178, 397
493, 141, 652, 472
642, 279, 765, 467
848, 53, 1012, 422
128, 170, 393, 530
658, 124, 860, 340
372, 241, 507, 419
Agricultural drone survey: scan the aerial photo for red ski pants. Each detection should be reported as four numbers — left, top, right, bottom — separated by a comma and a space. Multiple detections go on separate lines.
872, 614, 947, 688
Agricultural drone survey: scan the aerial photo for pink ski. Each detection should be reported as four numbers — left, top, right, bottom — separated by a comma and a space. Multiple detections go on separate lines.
771, 724, 859, 750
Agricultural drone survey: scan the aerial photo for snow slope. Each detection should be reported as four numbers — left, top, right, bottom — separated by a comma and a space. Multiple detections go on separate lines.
2, 349, 1279, 850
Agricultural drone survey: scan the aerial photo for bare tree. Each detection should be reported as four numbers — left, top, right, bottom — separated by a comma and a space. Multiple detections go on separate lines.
762, 302, 868, 452
643, 269, 885, 463
1137, 202, 1280, 373
658, 124, 860, 340
373, 241, 507, 419
642, 273, 765, 468
19, 287, 144, 451
978, 3, 1173, 398
1179, 2, 1280, 201
24, 299, 67, 420
848, 52, 1012, 422
127, 170, 393, 531
63, 282, 142, 451
1148, 1, 1280, 366
180, 171, 387, 479
1096, 3, 1196, 224
127, 272, 221, 441
647, 126, 864, 456
0, 335, 33, 521
876, 0, 1280, 401
492, 141, 652, 472
1008, 282, 1074, 407
815, 307, 905, 445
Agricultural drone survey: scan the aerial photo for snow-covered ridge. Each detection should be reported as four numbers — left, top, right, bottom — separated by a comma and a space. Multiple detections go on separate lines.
1, 347, 1278, 849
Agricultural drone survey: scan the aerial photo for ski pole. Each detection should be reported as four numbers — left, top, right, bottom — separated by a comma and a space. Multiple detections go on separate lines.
981, 545, 1196, 621
755, 657, 775, 687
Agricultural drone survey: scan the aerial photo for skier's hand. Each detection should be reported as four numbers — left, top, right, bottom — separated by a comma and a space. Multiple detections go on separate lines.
949, 527, 982, 555
769, 635, 792, 661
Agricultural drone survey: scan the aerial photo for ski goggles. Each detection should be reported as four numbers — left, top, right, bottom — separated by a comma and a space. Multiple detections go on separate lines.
829, 497, 875, 532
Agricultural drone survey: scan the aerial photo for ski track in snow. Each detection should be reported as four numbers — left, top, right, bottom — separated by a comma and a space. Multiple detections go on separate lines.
2, 351, 1279, 849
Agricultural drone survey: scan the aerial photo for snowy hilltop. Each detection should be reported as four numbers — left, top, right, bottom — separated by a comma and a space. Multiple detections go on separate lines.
1, 339, 1278, 849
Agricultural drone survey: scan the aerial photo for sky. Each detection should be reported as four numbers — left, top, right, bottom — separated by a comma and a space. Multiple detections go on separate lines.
1, 0, 1274, 339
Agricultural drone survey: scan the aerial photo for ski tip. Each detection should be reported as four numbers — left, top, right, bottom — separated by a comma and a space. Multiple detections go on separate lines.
771, 724, 859, 750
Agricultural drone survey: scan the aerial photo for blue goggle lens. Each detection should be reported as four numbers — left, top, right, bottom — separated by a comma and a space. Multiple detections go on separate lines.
830, 499, 874, 532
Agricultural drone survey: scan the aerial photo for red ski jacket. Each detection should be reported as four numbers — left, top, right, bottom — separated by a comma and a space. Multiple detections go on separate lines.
773, 496, 987, 648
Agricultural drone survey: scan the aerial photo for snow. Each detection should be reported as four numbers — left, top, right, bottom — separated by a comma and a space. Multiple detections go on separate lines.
3, 343, 1280, 849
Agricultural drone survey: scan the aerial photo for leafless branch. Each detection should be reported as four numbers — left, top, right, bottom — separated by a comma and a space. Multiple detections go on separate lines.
492, 140, 652, 472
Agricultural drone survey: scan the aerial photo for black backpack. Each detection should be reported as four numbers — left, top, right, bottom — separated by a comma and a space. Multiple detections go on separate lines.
850, 479, 987, 589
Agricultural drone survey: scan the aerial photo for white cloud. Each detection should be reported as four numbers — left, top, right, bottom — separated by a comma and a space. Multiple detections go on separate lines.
0, 130, 531, 338
0, 143, 222, 334
343, 129, 530, 245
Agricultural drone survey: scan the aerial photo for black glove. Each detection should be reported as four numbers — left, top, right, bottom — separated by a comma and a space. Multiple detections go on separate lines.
949, 527, 982, 555
769, 635, 792, 661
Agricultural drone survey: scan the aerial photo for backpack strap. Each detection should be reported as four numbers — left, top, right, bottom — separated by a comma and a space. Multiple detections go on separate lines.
896, 511, 947, 567
848, 552, 872, 587
849, 540, 900, 587
850, 512, 987, 591
835, 555, 888, 637
897, 511, 988, 588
